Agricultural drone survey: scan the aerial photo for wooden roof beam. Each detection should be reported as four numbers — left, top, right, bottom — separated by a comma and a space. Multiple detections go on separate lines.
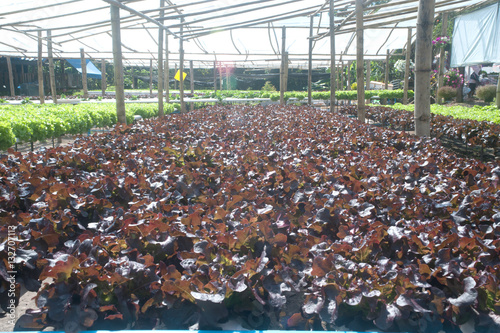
167, 0, 300, 28
101, 0, 181, 39
181, 5, 322, 39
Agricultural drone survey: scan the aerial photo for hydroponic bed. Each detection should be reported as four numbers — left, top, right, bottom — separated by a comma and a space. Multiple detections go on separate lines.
1, 105, 499, 333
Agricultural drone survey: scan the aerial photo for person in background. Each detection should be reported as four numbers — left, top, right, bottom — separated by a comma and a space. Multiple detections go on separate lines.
468, 70, 480, 98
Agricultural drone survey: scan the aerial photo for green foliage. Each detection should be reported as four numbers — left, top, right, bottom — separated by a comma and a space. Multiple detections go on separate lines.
0, 98, 9, 104
295, 92, 306, 101
312, 92, 330, 100
351, 82, 357, 90
270, 93, 280, 101
328, 89, 414, 101
21, 97, 32, 104
437, 86, 457, 100
0, 103, 169, 149
390, 103, 500, 124
335, 90, 357, 100
0, 121, 16, 150
262, 81, 276, 92
476, 85, 497, 103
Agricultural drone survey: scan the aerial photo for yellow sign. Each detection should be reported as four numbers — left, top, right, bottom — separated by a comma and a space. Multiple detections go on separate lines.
174, 70, 187, 81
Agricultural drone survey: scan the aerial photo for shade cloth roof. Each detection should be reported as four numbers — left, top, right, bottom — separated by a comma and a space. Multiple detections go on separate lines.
0, 0, 495, 68
66, 58, 103, 79
450, 1, 500, 67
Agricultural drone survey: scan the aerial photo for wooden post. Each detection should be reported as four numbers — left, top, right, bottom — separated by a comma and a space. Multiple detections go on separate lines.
414, 0, 434, 137
174, 63, 178, 90
179, 18, 186, 113
284, 53, 289, 94
457, 67, 464, 103
132, 67, 138, 89
219, 62, 223, 91
356, 0, 365, 122
21, 65, 25, 85
6, 57, 15, 97
437, 12, 448, 104
213, 61, 217, 93
165, 32, 170, 103
149, 59, 153, 96
164, 60, 168, 96
47, 30, 58, 104
383, 49, 390, 104
385, 49, 390, 90
347, 61, 352, 90
403, 27, 412, 104
157, 0, 165, 117
340, 58, 344, 92
366, 60, 371, 90
37, 31, 45, 103
60, 59, 66, 91
101, 59, 107, 98
110, 4, 126, 124
190, 60, 194, 111
280, 26, 286, 105
308, 15, 314, 105
80, 48, 89, 99
330, 0, 336, 112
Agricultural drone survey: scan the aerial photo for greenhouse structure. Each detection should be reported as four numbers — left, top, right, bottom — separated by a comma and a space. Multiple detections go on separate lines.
0, 1, 499, 333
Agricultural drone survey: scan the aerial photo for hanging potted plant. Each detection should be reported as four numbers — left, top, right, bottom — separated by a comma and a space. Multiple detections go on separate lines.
432, 36, 452, 51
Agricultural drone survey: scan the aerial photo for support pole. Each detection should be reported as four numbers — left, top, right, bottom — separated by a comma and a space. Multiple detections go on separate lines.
356, 0, 365, 122
308, 15, 314, 105
347, 61, 352, 90
225, 65, 230, 90
47, 30, 58, 104
190, 60, 194, 111
111, 4, 126, 124
165, 32, 170, 103
366, 60, 371, 90
157, 0, 165, 117
414, 0, 434, 136
385, 49, 390, 90
219, 62, 223, 91
179, 18, 186, 112
132, 67, 137, 89
330, 0, 336, 112
164, 60, 168, 97
213, 61, 217, 93
437, 12, 448, 104
6, 57, 15, 97
80, 48, 89, 99
149, 59, 153, 97
280, 26, 286, 105
175, 63, 178, 90
37, 32, 45, 103
60, 59, 66, 91
457, 66, 464, 103
340, 58, 344, 92
101, 59, 107, 98
283, 52, 289, 93
404, 27, 412, 104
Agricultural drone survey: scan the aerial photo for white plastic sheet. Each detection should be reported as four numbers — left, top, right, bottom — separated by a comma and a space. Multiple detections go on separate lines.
450, 2, 500, 67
